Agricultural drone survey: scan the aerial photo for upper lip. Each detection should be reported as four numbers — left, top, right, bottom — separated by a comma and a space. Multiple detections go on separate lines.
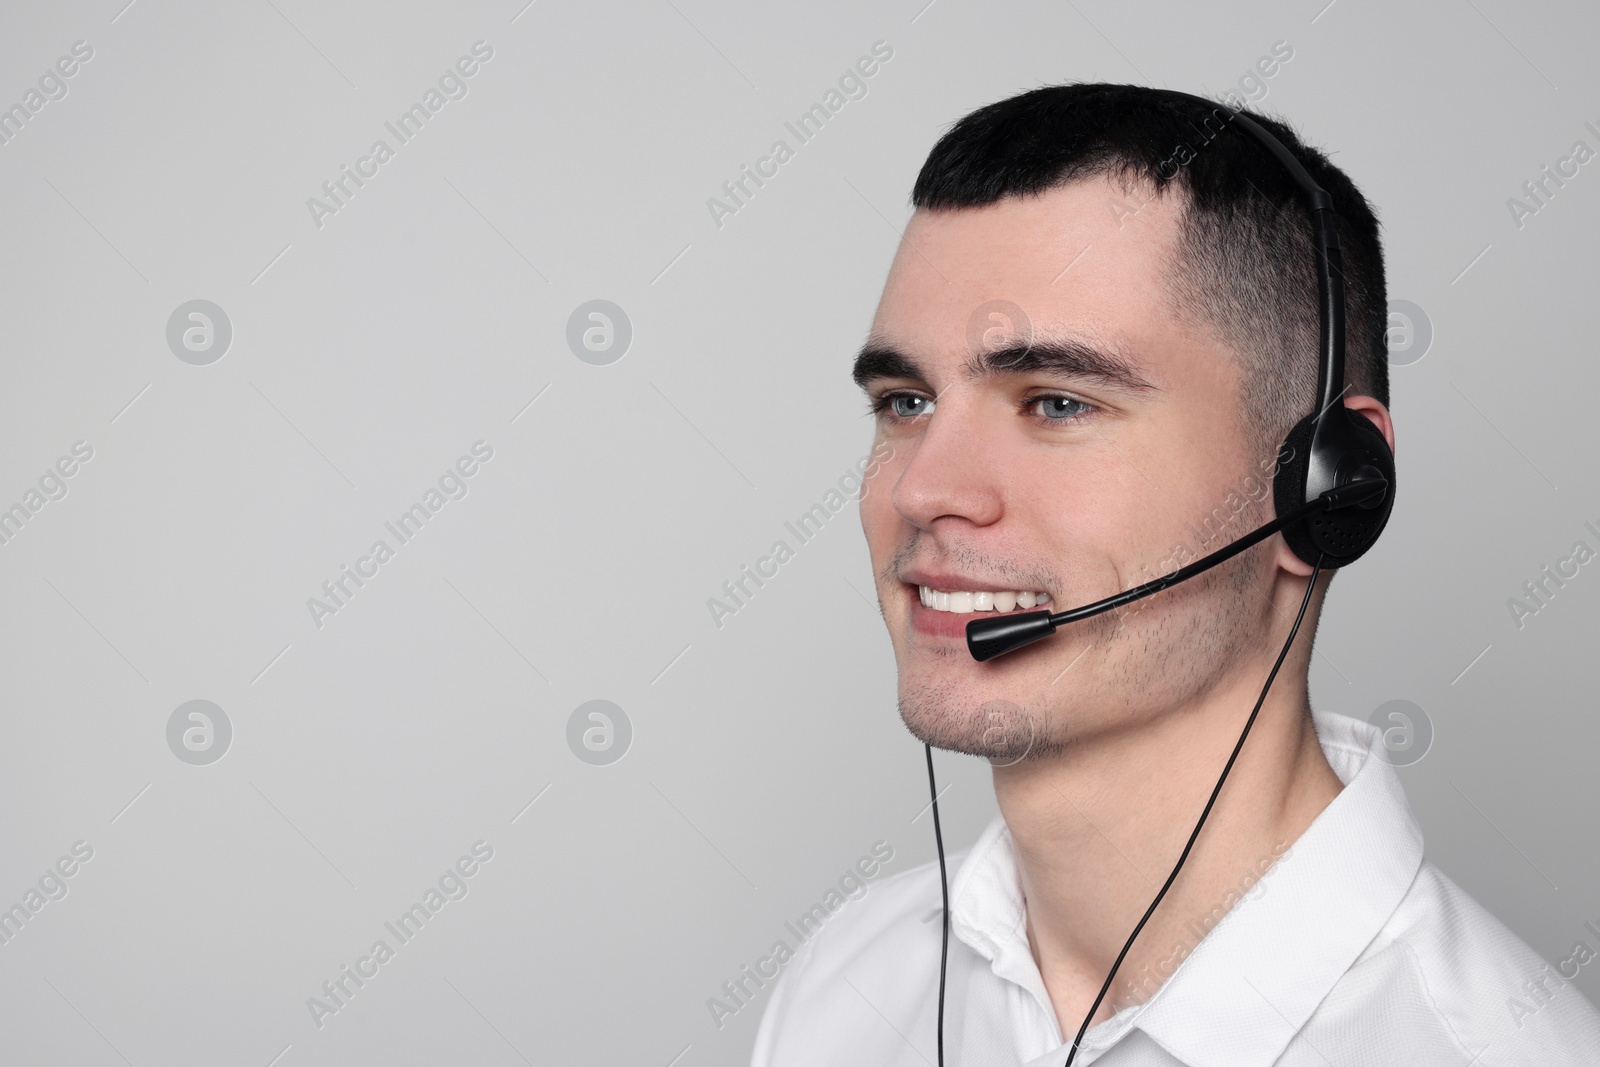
900, 569, 1045, 594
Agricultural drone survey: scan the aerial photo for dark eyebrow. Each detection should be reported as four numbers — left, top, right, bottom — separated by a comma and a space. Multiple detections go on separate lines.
852, 333, 1158, 395
963, 335, 1158, 394
852, 343, 924, 389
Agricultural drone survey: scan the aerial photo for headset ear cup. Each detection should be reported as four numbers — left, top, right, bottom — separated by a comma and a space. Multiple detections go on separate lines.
1336, 409, 1397, 562
1273, 408, 1396, 567
1272, 414, 1321, 565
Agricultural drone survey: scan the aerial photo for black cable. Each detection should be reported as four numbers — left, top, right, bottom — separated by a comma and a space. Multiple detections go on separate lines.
925, 553, 1327, 1067
926, 742, 951, 1067
1060, 551, 1325, 1065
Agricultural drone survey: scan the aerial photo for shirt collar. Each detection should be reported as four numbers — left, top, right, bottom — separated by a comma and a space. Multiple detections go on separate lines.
946, 709, 1426, 1067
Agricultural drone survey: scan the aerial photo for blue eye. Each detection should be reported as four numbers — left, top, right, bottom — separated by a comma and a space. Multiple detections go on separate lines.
1031, 395, 1093, 422
870, 392, 935, 419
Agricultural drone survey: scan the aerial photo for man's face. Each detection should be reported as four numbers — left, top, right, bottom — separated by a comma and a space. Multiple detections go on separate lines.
857, 175, 1286, 761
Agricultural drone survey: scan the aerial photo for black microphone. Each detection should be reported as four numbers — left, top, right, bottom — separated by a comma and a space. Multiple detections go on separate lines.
965, 475, 1388, 662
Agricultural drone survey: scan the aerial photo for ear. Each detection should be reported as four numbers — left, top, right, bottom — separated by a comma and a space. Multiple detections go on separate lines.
1272, 395, 1396, 577
1344, 394, 1396, 459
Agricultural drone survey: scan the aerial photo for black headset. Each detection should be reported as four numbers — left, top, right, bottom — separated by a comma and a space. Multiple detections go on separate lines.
1216, 95, 1397, 569
926, 89, 1397, 1067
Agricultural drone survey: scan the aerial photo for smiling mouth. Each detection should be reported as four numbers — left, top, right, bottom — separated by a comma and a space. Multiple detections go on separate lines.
915, 585, 1052, 614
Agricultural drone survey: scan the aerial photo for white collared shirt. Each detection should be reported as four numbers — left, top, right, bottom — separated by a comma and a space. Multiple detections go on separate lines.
750, 710, 1600, 1066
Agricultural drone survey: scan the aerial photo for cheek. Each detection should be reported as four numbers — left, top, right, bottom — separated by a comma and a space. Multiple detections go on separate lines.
859, 477, 892, 540
858, 461, 905, 552
859, 455, 893, 507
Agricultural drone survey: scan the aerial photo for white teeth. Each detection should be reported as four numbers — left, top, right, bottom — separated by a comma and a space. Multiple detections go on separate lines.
916, 586, 1047, 614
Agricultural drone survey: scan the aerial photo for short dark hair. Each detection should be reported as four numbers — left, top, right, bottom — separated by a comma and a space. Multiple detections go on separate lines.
910, 82, 1388, 458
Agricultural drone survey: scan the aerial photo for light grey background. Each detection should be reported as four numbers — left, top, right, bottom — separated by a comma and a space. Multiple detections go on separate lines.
0, 0, 1596, 1063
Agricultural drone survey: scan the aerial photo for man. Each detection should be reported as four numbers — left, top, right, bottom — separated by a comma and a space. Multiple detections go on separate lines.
750, 84, 1600, 1065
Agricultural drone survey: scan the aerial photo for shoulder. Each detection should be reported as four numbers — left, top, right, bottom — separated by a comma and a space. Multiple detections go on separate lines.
1336, 859, 1600, 1064
771, 852, 947, 994
749, 853, 949, 1064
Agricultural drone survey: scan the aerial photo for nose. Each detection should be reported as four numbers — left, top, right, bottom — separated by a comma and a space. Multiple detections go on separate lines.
890, 388, 1005, 533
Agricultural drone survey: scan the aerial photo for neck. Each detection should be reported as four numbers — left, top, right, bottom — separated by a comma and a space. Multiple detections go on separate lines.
992, 622, 1344, 1040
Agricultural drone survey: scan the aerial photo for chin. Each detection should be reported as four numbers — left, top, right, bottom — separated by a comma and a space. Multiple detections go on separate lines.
896, 682, 1054, 764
